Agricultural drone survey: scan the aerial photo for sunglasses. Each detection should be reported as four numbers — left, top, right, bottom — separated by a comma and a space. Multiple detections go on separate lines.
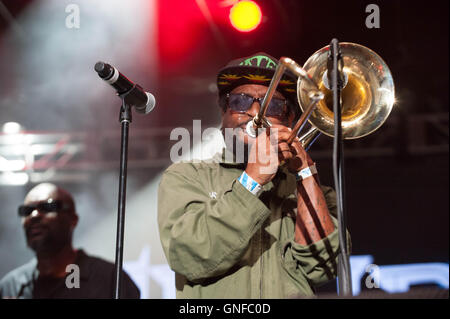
224, 93, 289, 118
18, 200, 69, 217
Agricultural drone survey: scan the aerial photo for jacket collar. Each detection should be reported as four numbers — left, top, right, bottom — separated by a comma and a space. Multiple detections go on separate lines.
214, 147, 246, 167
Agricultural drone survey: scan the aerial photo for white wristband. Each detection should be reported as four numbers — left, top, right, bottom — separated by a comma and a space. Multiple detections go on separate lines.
296, 164, 318, 182
237, 171, 262, 196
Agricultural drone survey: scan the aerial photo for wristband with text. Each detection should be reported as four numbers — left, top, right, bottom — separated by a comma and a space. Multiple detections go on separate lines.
295, 164, 318, 182
237, 171, 263, 196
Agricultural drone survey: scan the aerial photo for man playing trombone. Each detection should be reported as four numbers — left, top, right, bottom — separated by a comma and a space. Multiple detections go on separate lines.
158, 52, 349, 298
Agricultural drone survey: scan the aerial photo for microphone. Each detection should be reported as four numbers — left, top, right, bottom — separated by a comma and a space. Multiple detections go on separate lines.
94, 61, 156, 114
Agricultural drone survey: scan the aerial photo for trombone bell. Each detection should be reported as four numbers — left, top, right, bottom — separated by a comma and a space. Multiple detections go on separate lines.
298, 42, 395, 140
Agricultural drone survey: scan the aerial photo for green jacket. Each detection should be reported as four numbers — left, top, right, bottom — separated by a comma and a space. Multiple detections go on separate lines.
158, 152, 346, 298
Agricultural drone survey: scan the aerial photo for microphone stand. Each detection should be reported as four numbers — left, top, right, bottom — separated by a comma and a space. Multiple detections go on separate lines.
112, 85, 139, 299
329, 38, 352, 296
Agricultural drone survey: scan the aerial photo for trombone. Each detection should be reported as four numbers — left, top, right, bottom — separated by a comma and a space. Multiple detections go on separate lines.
245, 42, 395, 149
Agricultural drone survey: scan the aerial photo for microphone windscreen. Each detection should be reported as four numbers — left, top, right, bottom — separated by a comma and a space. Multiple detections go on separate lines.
95, 61, 114, 79
136, 92, 156, 115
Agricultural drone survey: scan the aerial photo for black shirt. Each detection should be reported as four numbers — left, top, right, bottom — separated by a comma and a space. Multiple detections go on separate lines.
0, 250, 140, 299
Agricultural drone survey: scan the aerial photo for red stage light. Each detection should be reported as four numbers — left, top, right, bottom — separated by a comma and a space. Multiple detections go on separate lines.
229, 1, 262, 32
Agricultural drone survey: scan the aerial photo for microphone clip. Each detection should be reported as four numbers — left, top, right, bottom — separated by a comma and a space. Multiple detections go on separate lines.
326, 44, 347, 90
118, 85, 137, 124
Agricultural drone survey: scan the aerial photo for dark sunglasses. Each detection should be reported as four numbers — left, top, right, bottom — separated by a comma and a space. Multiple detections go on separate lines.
18, 200, 69, 217
224, 93, 289, 118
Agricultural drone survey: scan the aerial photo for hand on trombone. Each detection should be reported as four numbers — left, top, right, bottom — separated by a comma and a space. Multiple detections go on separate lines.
245, 121, 335, 245
245, 124, 314, 186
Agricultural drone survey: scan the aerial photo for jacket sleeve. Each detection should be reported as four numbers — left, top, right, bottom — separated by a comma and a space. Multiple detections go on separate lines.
157, 163, 271, 283
281, 185, 352, 287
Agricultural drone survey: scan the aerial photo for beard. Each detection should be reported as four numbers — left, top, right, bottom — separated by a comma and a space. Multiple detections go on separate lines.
221, 125, 253, 164
25, 225, 70, 255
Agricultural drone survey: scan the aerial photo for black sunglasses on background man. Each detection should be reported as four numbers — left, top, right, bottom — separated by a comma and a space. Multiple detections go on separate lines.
18, 200, 70, 217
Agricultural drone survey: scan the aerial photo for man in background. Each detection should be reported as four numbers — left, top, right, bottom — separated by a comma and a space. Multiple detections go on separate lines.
0, 183, 140, 299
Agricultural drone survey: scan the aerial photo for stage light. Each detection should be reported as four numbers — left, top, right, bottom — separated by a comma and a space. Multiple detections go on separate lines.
2, 122, 23, 134
0, 172, 29, 185
229, 0, 262, 32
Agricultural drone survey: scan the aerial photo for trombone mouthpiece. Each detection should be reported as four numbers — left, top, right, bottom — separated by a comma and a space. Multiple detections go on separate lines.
245, 117, 272, 138
246, 120, 257, 138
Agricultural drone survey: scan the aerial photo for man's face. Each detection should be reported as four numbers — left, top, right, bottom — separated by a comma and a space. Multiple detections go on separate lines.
221, 84, 295, 147
20, 184, 77, 254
